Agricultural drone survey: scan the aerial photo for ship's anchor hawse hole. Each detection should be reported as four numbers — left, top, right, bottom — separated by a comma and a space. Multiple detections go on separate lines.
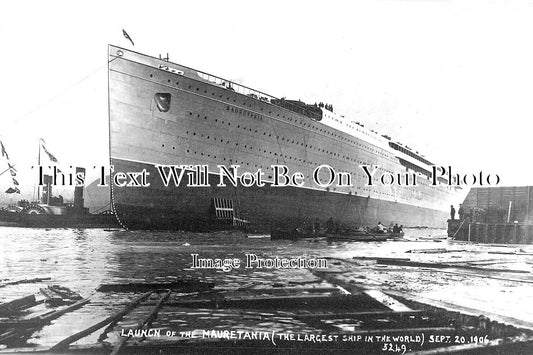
155, 93, 171, 112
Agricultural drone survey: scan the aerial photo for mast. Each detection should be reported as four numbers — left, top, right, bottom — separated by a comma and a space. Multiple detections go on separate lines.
37, 139, 41, 203
0, 166, 11, 177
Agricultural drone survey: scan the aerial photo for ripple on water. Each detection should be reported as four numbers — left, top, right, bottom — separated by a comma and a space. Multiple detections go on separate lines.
3, 226, 502, 348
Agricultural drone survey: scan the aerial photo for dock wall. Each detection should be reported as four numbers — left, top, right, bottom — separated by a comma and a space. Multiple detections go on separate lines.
448, 219, 533, 244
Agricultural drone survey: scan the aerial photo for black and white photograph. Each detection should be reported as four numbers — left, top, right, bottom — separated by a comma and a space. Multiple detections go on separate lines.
1, 0, 533, 353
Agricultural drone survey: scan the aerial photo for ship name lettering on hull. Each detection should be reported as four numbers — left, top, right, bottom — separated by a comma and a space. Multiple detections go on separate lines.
226, 105, 263, 120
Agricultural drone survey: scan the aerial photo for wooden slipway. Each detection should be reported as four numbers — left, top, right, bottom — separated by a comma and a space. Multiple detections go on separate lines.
2, 268, 533, 354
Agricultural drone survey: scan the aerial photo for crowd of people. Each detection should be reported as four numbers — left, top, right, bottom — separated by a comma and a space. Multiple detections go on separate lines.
317, 102, 334, 112
450, 204, 506, 223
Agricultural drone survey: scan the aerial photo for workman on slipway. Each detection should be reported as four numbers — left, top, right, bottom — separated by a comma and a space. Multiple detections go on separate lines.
458, 204, 464, 220
450, 205, 456, 220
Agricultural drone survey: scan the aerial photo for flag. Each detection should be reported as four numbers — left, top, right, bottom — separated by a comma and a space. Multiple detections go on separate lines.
0, 141, 8, 160
42, 145, 58, 162
9, 163, 16, 177
40, 139, 58, 163
5, 187, 19, 194
122, 29, 135, 46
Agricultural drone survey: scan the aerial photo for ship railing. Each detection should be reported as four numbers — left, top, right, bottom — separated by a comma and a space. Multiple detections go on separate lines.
197, 71, 322, 120
197, 72, 276, 103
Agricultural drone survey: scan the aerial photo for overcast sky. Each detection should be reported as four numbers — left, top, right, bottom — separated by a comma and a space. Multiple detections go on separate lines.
1, 0, 532, 202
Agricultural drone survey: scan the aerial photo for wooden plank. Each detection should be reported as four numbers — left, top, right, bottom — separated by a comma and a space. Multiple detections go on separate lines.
352, 256, 411, 261
110, 290, 171, 355
0, 295, 36, 315
337, 326, 455, 336
0, 329, 18, 343
406, 248, 449, 254
434, 269, 533, 284
488, 250, 533, 256
96, 280, 213, 292
143, 293, 377, 310
310, 268, 412, 312
40, 287, 63, 305
385, 290, 533, 330
0, 298, 90, 327
294, 309, 428, 320
408, 335, 533, 355
310, 269, 364, 294
220, 286, 341, 294
48, 286, 83, 300
0, 277, 51, 288
377, 258, 530, 273
51, 292, 152, 351
377, 259, 449, 269
363, 289, 412, 312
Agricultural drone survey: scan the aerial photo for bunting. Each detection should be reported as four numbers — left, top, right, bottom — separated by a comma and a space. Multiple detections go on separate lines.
5, 187, 20, 194
1, 141, 9, 160
0, 140, 20, 193
9, 163, 16, 177
40, 139, 59, 163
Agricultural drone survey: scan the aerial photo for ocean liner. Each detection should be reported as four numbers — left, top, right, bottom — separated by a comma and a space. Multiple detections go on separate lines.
108, 45, 466, 230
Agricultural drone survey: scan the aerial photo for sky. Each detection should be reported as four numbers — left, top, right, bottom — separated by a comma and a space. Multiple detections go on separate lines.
1, 0, 532, 203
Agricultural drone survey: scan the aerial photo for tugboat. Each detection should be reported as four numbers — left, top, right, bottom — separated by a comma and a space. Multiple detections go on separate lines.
0, 167, 118, 228
0, 138, 118, 228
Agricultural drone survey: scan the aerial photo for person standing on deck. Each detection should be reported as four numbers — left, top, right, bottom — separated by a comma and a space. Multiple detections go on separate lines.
458, 204, 464, 220
450, 205, 456, 220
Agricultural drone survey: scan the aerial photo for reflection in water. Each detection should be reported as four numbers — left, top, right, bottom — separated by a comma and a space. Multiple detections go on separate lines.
1, 227, 532, 348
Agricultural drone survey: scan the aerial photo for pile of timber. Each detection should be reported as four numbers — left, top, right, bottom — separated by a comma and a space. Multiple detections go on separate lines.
96, 276, 214, 292
0, 292, 89, 347
0, 277, 51, 288
40, 285, 83, 305
1, 273, 531, 354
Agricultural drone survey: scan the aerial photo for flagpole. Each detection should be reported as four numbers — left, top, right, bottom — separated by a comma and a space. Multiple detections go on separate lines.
37, 139, 41, 203
0, 166, 11, 177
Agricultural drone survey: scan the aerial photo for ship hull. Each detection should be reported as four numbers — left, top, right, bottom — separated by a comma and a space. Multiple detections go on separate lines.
0, 211, 118, 228
108, 45, 461, 231
111, 158, 448, 231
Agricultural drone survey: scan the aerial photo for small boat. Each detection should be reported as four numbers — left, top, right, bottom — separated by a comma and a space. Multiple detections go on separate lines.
246, 234, 271, 239
327, 231, 405, 241
271, 227, 326, 240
